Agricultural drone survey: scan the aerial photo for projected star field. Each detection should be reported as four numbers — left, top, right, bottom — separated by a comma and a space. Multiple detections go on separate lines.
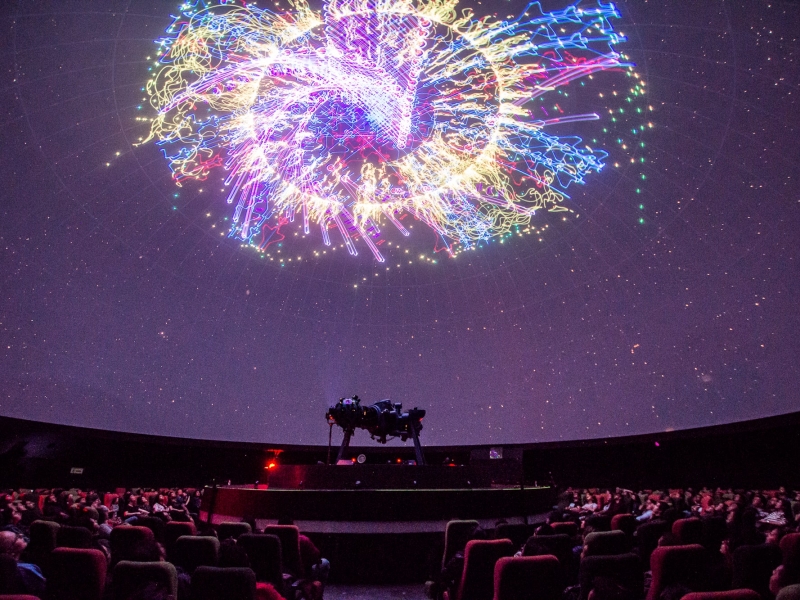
0, 0, 798, 445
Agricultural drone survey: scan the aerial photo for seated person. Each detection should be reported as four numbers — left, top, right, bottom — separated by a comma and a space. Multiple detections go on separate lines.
0, 530, 46, 597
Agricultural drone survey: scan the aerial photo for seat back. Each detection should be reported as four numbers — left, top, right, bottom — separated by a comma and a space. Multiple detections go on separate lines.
164, 521, 197, 561
109, 525, 156, 566
443, 520, 480, 569
781, 533, 800, 566
237, 534, 282, 587
585, 515, 611, 533
647, 544, 709, 600
455, 539, 515, 600
494, 555, 561, 600
579, 553, 643, 600
173, 535, 219, 574
611, 514, 637, 537
28, 520, 59, 553
0, 555, 23, 595
217, 522, 252, 542
112, 560, 178, 600
551, 522, 579, 538
191, 566, 256, 600
731, 543, 782, 600
673, 518, 704, 545
701, 517, 728, 553
681, 590, 762, 600
583, 531, 630, 557
776, 585, 800, 600
495, 524, 535, 549
46, 547, 107, 600
532, 534, 573, 567
636, 520, 670, 567
134, 516, 165, 543
56, 525, 93, 549
262, 525, 303, 577
0, 595, 42, 600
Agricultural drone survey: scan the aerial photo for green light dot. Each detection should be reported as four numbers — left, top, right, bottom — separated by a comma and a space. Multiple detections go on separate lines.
639, 217, 645, 224
639, 204, 644, 210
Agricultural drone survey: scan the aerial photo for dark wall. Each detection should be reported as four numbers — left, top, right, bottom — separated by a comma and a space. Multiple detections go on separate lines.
0, 412, 798, 490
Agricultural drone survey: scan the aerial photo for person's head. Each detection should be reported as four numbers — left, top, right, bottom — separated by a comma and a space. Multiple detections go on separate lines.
766, 527, 785, 545
0, 530, 26, 561
522, 539, 550, 557
588, 576, 637, 600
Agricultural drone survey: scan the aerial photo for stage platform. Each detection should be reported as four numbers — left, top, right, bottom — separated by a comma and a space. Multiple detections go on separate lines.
200, 466, 555, 583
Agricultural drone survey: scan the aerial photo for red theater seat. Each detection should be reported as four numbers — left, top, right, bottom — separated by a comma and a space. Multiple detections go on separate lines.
173, 535, 220, 574
0, 596, 42, 600
551, 522, 579, 538
262, 525, 303, 577
191, 566, 257, 600
217, 522, 252, 541
673, 518, 704, 545
647, 544, 710, 600
46, 548, 107, 600
731, 544, 782, 600
164, 520, 197, 561
781, 533, 800, 566
493, 555, 561, 600
579, 553, 643, 600
55, 526, 92, 549
109, 525, 156, 566
583, 531, 630, 557
237, 534, 283, 588
611, 514, 637, 537
111, 560, 178, 600
443, 520, 480, 569
445, 538, 515, 600
681, 591, 761, 600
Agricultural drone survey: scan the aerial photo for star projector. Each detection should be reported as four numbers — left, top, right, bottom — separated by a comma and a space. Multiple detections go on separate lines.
326, 396, 426, 464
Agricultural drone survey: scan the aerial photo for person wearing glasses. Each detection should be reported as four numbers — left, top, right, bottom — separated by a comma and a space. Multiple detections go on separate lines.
0, 530, 46, 596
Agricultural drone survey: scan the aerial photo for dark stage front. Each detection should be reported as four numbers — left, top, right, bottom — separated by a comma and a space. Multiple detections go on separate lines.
200, 465, 555, 583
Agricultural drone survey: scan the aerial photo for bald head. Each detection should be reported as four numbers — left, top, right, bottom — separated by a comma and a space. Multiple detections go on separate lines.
0, 530, 26, 560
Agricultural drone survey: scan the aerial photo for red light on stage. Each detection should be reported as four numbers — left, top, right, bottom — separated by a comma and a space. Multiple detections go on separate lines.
397, 458, 402, 463
351, 457, 356, 462
266, 462, 277, 469
448, 463, 456, 467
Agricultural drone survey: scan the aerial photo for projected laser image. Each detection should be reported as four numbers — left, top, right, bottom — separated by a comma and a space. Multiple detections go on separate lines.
144, 0, 645, 261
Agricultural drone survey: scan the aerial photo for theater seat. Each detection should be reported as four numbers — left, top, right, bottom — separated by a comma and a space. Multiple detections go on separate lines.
777, 585, 800, 600
611, 514, 637, 537
237, 534, 283, 588
191, 566, 257, 600
164, 521, 197, 561
445, 538, 515, 600
681, 591, 761, 600
263, 525, 303, 577
532, 534, 573, 567
731, 544, 782, 600
22, 521, 59, 576
112, 560, 178, 600
495, 524, 535, 549
443, 520, 480, 569
781, 534, 800, 566
579, 553, 643, 600
173, 535, 220, 574
493, 555, 561, 600
585, 515, 611, 533
56, 526, 93, 549
636, 520, 670, 567
583, 531, 630, 557
46, 547, 107, 600
551, 522, 579, 538
0, 595, 42, 600
647, 544, 710, 600
134, 516, 165, 543
217, 522, 252, 541
673, 518, 704, 545
110, 525, 156, 566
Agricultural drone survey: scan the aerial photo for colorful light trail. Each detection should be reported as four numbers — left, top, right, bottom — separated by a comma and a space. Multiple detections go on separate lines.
144, 0, 644, 262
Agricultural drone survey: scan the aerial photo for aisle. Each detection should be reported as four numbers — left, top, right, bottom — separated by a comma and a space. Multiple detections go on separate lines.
324, 584, 428, 600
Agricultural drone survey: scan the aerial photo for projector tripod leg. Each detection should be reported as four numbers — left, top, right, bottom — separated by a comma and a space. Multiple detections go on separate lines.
411, 423, 426, 466
336, 427, 353, 464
